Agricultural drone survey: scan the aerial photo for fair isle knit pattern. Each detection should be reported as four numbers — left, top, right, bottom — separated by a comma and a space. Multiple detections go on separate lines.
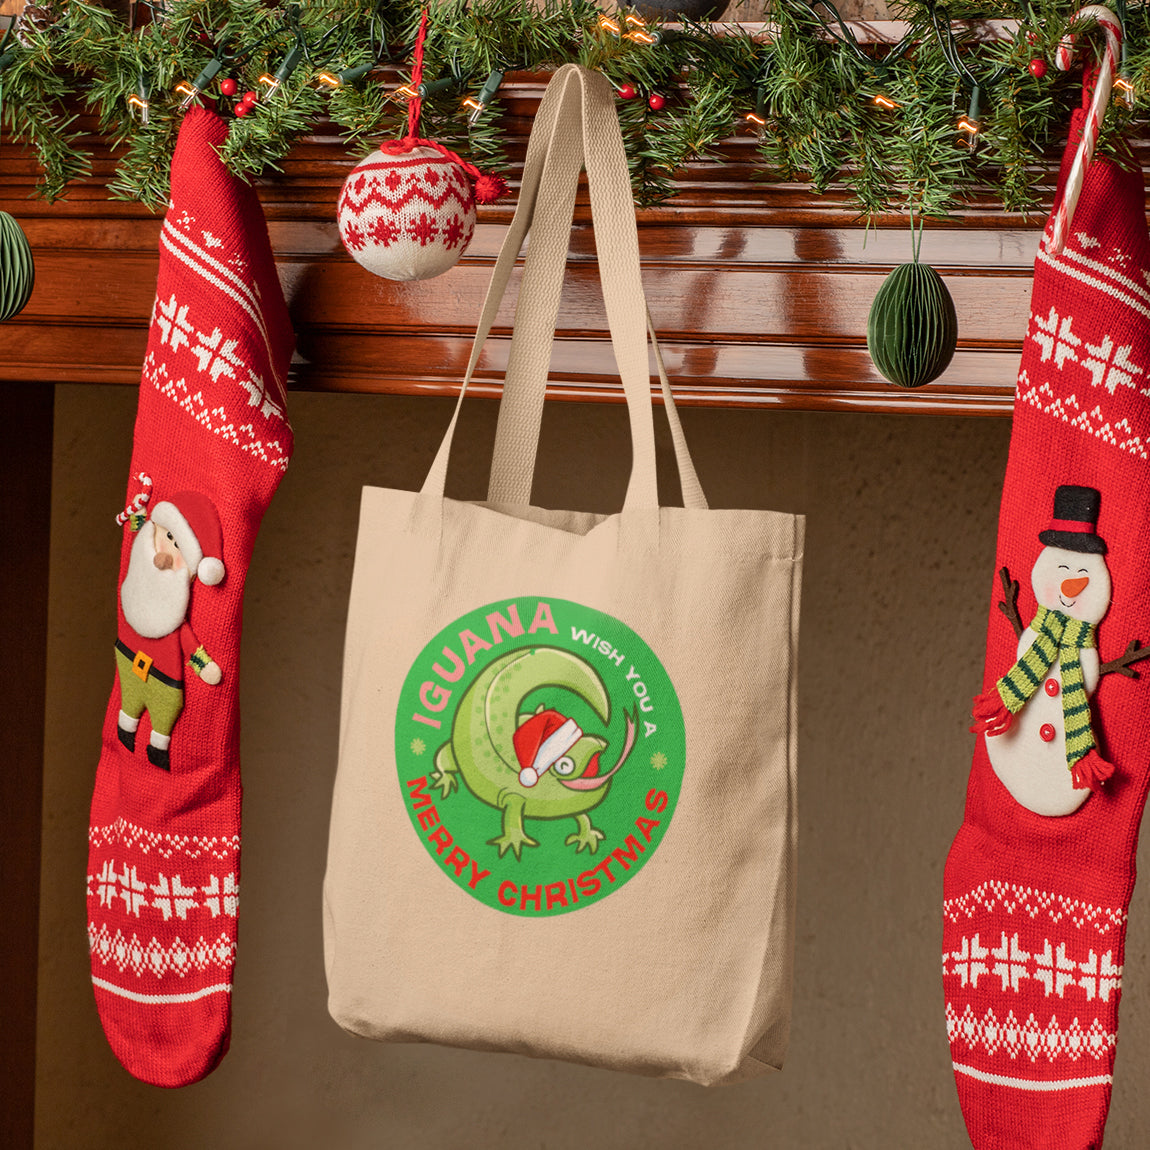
943, 881, 1128, 937
87, 815, 239, 999
87, 106, 294, 1088
1013, 221, 1150, 465
944, 878, 1124, 1093
89, 816, 241, 860
996, 606, 1099, 770
942, 100, 1150, 1150
337, 146, 477, 281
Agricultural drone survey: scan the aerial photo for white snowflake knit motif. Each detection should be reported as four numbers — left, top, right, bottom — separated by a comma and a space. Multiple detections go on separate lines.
944, 932, 1122, 1001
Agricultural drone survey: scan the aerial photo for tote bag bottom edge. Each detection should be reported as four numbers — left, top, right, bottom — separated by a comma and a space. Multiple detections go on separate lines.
327, 1006, 778, 1087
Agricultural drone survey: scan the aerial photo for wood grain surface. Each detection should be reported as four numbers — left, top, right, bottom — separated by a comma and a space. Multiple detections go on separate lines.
0, 69, 1104, 415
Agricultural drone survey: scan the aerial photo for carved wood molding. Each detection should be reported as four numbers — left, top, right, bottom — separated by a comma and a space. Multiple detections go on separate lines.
0, 72, 1070, 415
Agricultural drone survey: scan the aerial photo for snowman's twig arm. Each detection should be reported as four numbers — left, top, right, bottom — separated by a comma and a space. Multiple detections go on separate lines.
996, 566, 1024, 639
1100, 639, 1150, 679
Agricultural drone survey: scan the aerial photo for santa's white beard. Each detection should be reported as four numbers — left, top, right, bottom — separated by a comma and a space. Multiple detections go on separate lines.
120, 524, 191, 639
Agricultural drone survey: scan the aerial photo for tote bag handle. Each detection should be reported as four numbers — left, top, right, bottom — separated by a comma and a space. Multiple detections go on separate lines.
419, 64, 706, 512
485, 68, 706, 510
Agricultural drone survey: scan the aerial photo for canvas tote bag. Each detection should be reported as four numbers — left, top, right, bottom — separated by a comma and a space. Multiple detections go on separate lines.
325, 63, 803, 1087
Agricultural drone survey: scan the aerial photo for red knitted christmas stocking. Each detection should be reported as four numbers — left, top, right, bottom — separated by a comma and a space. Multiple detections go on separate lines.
86, 107, 294, 1087
942, 103, 1150, 1148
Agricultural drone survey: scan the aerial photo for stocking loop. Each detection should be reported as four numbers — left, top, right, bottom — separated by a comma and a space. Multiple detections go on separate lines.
379, 9, 508, 202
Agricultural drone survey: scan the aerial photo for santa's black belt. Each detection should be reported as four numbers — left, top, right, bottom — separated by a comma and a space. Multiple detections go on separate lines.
115, 639, 185, 689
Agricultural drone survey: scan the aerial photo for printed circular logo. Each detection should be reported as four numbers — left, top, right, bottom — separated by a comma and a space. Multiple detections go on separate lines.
396, 597, 686, 916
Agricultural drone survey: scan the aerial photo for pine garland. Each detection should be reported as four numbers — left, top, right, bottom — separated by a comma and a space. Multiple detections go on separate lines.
0, 0, 1146, 216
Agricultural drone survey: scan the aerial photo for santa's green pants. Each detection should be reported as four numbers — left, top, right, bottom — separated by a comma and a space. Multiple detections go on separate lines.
115, 646, 184, 736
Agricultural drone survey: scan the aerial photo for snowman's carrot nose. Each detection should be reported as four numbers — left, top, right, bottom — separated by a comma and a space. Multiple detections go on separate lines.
1061, 576, 1090, 597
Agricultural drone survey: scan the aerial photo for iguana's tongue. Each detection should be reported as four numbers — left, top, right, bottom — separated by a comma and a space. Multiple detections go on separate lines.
560, 754, 621, 791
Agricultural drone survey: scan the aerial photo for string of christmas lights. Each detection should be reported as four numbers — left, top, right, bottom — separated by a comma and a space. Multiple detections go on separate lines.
0, 0, 1146, 215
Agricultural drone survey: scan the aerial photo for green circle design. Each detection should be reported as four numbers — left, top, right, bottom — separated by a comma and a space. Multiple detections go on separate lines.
395, 596, 686, 917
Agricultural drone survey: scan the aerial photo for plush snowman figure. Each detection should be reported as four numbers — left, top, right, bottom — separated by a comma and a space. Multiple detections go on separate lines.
976, 485, 1113, 816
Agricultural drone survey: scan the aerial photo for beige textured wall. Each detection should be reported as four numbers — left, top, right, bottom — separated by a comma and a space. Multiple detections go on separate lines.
38, 388, 1150, 1148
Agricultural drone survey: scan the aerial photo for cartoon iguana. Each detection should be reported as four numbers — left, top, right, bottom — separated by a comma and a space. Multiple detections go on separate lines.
431, 647, 636, 859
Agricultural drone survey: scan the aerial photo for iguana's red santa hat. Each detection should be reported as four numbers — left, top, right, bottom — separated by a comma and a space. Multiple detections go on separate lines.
512, 709, 582, 788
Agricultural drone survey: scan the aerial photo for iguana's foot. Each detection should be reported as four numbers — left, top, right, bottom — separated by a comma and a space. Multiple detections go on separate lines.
488, 826, 539, 859
490, 794, 537, 859
431, 746, 459, 798
565, 813, 605, 854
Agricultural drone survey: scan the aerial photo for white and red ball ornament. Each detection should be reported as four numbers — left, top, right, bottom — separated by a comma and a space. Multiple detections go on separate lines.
337, 8, 508, 281
338, 141, 505, 282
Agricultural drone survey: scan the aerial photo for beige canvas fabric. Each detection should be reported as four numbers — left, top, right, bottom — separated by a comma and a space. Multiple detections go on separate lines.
324, 64, 803, 1087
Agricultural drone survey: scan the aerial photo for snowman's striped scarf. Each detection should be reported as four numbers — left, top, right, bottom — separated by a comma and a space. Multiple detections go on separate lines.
997, 605, 1098, 769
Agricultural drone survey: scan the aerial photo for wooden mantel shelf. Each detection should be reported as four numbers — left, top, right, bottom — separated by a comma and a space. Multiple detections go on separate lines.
0, 71, 1086, 416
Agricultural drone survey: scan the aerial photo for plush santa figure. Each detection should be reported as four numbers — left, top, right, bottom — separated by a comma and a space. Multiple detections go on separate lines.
114, 489, 226, 771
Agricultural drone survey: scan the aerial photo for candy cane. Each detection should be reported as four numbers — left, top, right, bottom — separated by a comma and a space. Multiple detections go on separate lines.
1048, 5, 1123, 254
116, 472, 153, 526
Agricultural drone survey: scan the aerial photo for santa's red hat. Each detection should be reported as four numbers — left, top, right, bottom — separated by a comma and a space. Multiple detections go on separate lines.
150, 492, 226, 586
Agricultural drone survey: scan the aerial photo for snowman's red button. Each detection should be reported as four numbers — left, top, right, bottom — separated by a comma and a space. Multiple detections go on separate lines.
1045, 679, 1060, 697
1040, 723, 1057, 742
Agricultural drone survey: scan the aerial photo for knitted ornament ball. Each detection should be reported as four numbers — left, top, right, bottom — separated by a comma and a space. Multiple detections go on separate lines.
0, 210, 35, 322
338, 145, 480, 282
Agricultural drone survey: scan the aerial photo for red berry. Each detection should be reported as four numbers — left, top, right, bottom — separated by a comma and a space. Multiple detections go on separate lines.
648, 92, 665, 111
219, 77, 237, 97
1028, 58, 1047, 79
234, 102, 250, 118
617, 83, 636, 100
242, 90, 258, 106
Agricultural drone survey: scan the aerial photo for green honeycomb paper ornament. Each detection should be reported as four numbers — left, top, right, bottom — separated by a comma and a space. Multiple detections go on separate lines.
867, 223, 957, 389
0, 211, 35, 322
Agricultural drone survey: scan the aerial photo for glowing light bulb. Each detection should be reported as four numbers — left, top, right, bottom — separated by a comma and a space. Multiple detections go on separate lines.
464, 70, 504, 125
178, 53, 225, 110
127, 93, 149, 124
958, 85, 982, 144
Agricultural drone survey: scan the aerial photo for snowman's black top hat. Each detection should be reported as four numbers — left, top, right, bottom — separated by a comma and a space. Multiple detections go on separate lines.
1038, 485, 1107, 554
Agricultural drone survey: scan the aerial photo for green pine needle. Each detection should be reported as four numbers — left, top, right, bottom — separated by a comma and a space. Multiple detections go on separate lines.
0, 0, 1146, 215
